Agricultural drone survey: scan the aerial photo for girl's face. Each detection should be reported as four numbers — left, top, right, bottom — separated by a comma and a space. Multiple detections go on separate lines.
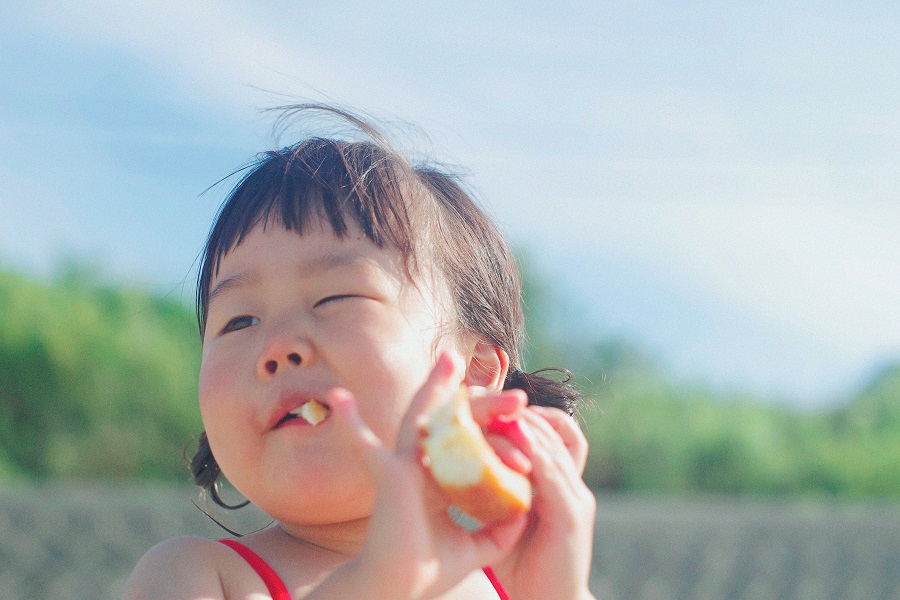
198, 219, 461, 526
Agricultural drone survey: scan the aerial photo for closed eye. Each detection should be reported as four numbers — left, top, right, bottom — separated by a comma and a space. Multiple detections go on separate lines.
314, 295, 360, 308
220, 315, 259, 334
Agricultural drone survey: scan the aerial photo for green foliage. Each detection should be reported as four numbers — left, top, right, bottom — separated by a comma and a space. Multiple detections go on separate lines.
517, 254, 900, 500
0, 258, 897, 499
0, 265, 201, 480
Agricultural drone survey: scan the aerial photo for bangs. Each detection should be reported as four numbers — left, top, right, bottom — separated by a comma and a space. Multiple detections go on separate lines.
196, 137, 421, 335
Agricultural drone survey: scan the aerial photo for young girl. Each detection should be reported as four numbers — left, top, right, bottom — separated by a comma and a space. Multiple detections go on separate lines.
123, 105, 597, 600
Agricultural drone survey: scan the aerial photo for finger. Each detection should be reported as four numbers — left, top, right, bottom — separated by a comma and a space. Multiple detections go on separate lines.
520, 410, 581, 477
468, 512, 529, 564
329, 387, 452, 519
394, 351, 463, 459
483, 433, 532, 474
514, 412, 585, 501
327, 387, 390, 474
468, 389, 528, 424
484, 413, 529, 448
517, 411, 596, 534
528, 405, 590, 474
477, 392, 531, 470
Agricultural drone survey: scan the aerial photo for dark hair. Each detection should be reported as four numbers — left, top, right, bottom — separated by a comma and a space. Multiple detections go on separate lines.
191, 105, 582, 506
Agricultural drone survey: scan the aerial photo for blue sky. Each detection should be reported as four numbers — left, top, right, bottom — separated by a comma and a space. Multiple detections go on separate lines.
1, 1, 898, 407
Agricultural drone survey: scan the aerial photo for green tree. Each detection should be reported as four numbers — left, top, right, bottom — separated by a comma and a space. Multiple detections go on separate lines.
0, 265, 202, 479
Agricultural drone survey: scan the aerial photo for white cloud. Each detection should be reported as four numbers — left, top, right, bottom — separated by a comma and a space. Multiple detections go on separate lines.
525, 198, 900, 361
6, 1, 898, 402
20, 0, 459, 129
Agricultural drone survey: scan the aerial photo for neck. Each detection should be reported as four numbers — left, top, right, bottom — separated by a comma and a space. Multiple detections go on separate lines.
275, 516, 371, 558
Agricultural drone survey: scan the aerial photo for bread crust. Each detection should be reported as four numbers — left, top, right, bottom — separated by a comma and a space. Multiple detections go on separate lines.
421, 388, 532, 525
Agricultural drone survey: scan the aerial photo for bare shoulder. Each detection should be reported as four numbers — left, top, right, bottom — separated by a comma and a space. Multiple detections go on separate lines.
121, 536, 233, 600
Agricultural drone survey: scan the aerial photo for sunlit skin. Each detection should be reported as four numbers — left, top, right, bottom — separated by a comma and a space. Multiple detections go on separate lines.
199, 220, 460, 541
192, 219, 542, 597
123, 216, 596, 599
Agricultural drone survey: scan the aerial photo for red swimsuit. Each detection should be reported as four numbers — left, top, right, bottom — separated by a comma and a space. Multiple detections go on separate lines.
219, 539, 510, 599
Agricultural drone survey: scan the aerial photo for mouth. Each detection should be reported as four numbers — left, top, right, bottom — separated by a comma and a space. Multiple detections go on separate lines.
275, 399, 330, 428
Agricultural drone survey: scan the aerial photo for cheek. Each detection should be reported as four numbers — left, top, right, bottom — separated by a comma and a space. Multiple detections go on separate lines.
197, 351, 240, 428
197, 353, 256, 482
346, 334, 445, 448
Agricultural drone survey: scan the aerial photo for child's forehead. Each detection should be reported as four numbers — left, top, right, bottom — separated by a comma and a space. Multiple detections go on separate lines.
213, 219, 451, 302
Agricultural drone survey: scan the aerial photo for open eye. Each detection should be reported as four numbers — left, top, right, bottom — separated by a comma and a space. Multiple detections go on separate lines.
220, 315, 259, 334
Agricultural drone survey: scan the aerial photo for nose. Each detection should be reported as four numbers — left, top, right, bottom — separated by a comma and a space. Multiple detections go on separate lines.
257, 336, 310, 379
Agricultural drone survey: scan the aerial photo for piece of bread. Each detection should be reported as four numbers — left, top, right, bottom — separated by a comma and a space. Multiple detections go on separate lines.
300, 399, 329, 426
421, 388, 532, 525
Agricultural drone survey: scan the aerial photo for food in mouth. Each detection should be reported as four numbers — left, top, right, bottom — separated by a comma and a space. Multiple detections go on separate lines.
421, 388, 532, 525
281, 399, 329, 426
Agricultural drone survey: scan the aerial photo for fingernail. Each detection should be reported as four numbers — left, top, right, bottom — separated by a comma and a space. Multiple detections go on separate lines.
434, 351, 459, 380
327, 387, 354, 413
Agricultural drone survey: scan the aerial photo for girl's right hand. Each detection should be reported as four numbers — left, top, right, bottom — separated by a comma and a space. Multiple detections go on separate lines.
486, 403, 597, 600
309, 353, 529, 599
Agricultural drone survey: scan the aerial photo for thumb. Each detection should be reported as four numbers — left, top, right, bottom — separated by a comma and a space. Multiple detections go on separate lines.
327, 387, 390, 475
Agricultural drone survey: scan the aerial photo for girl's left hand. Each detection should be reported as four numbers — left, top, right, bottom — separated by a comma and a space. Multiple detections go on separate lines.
324, 353, 530, 599
486, 403, 597, 600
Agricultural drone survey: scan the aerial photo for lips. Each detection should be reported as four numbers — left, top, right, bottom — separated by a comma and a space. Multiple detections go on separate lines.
271, 398, 330, 429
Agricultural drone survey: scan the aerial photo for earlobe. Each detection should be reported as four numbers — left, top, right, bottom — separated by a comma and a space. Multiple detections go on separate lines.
463, 340, 509, 394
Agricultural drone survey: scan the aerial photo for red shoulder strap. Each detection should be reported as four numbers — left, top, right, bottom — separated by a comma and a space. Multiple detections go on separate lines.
483, 566, 511, 599
220, 539, 504, 600
219, 539, 292, 600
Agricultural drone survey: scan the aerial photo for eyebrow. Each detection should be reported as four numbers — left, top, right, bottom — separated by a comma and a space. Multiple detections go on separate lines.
207, 271, 260, 308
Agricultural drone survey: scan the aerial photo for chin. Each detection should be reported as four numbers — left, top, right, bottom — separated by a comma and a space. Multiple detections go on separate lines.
260, 473, 376, 527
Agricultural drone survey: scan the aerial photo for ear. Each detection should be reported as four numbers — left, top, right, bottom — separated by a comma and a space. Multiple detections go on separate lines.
463, 339, 510, 395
